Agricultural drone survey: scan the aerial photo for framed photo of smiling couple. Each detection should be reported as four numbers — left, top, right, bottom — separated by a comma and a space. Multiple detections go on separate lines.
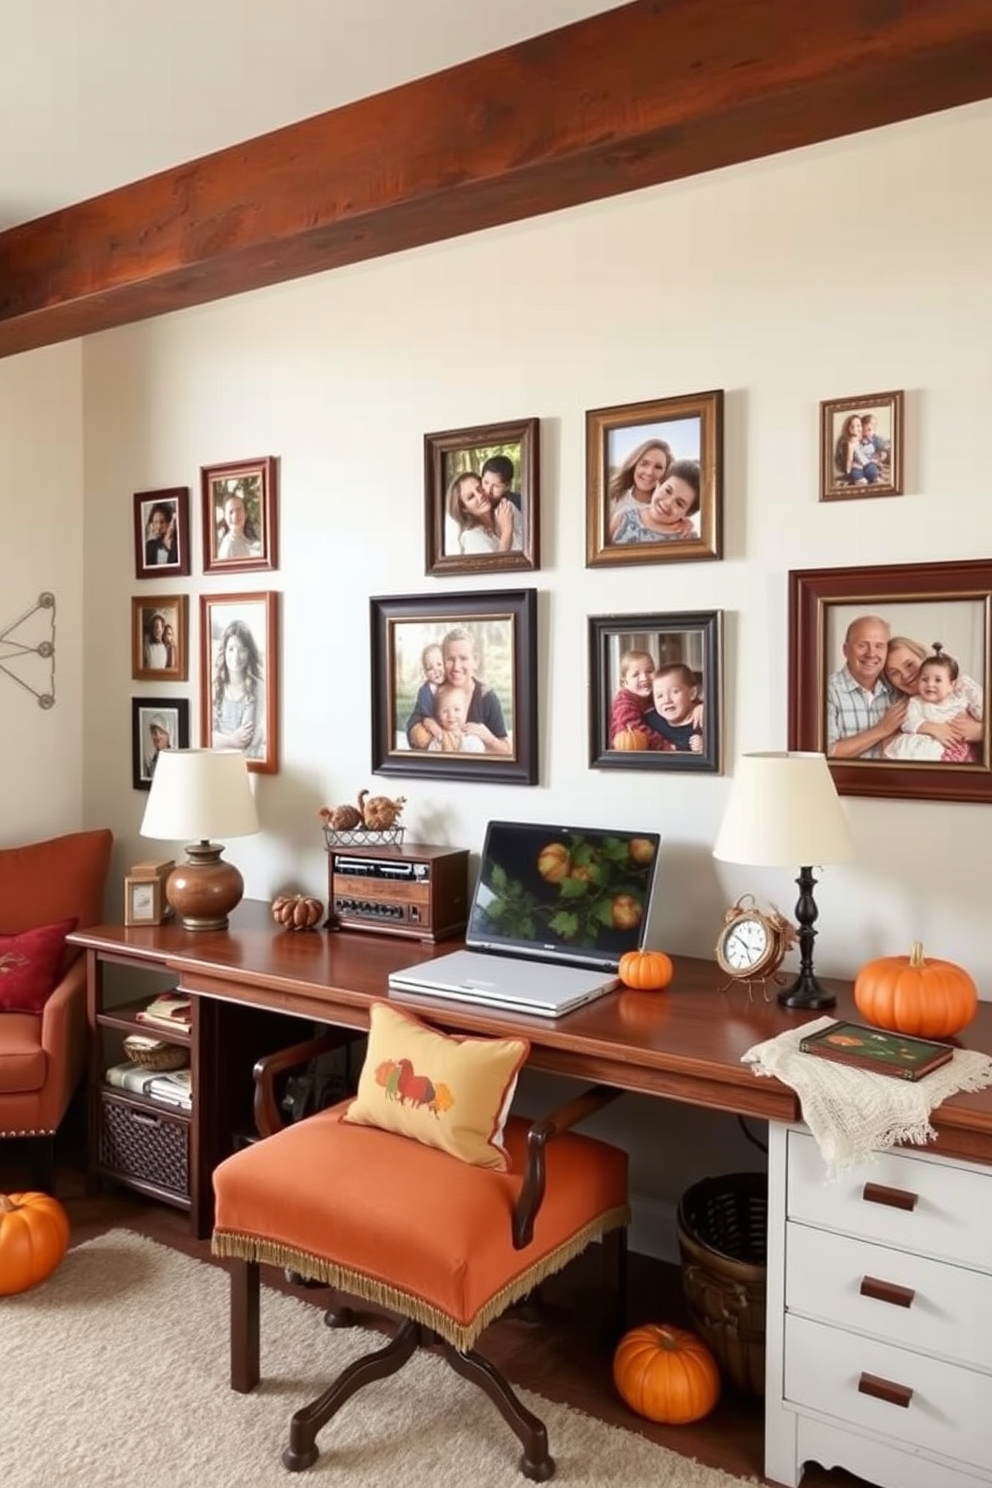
789, 559, 992, 803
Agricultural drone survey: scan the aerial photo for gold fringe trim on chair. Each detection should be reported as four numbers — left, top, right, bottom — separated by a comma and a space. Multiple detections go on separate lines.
212, 1202, 630, 1353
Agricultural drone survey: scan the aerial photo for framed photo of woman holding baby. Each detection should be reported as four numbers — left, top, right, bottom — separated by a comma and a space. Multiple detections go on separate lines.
586, 390, 723, 568
423, 418, 539, 578
370, 589, 538, 785
588, 610, 723, 773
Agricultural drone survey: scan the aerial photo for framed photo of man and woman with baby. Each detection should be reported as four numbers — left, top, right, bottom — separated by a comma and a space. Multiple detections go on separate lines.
370, 589, 538, 784
789, 559, 991, 804
585, 390, 723, 568
201, 456, 279, 575
819, 389, 904, 502
423, 418, 540, 578
589, 610, 723, 774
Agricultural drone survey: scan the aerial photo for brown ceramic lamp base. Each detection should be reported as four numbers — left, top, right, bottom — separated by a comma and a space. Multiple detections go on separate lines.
166, 841, 244, 930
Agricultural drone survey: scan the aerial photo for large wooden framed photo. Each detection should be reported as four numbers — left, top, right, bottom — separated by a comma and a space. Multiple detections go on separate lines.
589, 611, 723, 773
131, 697, 189, 791
789, 559, 990, 802
370, 589, 538, 784
424, 418, 539, 577
820, 390, 903, 501
586, 390, 723, 567
133, 487, 190, 578
201, 456, 278, 574
131, 595, 188, 681
199, 591, 279, 773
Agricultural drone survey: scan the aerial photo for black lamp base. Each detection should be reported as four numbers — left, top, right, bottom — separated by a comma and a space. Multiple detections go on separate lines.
777, 972, 836, 1011
776, 863, 837, 1011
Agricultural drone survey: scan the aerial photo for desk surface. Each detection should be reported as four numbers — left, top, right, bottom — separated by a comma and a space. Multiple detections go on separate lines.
72, 900, 992, 1166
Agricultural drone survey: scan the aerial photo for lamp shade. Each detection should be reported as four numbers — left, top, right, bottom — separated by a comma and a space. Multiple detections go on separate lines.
140, 748, 259, 844
712, 751, 853, 868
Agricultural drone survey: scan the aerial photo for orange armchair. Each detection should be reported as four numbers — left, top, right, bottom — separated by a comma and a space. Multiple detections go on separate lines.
0, 829, 113, 1188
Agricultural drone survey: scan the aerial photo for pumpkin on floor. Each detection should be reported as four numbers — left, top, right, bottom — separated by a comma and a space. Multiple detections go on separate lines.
613, 1322, 721, 1424
0, 1191, 71, 1296
854, 942, 978, 1039
619, 948, 674, 992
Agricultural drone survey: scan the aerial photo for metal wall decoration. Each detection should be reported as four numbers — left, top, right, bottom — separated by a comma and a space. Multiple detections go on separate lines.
0, 592, 56, 708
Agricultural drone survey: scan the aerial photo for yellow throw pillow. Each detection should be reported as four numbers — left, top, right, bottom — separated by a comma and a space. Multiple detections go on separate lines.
344, 1000, 530, 1171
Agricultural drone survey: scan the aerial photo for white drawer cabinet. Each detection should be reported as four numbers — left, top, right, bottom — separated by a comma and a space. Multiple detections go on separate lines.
765, 1124, 992, 1488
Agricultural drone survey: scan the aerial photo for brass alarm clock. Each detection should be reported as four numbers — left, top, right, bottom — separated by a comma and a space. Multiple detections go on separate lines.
715, 895, 795, 982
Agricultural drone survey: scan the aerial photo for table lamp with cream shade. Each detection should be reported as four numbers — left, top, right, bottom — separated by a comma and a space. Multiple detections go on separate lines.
139, 748, 259, 930
712, 751, 854, 1010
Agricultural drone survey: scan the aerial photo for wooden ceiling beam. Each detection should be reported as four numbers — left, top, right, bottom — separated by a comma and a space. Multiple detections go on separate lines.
2, 0, 992, 358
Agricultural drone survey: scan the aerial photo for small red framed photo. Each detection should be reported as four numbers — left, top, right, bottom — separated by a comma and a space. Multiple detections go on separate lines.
200, 457, 278, 574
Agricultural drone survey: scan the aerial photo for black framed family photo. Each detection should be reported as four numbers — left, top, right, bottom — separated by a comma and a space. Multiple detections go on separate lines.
789, 559, 990, 803
370, 589, 538, 784
423, 418, 539, 577
588, 610, 723, 773
586, 390, 723, 568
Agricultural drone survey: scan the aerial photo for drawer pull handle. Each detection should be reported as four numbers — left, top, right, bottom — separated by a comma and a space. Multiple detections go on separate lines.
131, 1112, 159, 1128
858, 1372, 913, 1409
859, 1276, 915, 1308
862, 1181, 918, 1212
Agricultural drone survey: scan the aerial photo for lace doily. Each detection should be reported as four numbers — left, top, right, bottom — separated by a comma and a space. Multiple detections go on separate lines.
742, 1015, 992, 1175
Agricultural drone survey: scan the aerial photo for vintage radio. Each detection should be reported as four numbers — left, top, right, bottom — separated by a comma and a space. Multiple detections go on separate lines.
325, 843, 469, 943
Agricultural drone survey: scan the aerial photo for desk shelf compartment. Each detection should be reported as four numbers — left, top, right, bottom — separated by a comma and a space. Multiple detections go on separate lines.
95, 997, 192, 1047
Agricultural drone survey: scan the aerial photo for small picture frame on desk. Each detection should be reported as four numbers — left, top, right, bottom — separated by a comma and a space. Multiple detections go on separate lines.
124, 873, 168, 926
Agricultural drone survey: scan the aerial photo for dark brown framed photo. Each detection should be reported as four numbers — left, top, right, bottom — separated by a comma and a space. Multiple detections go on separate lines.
820, 390, 903, 501
131, 697, 189, 791
586, 390, 723, 568
789, 559, 990, 803
200, 456, 278, 574
370, 589, 538, 784
589, 610, 723, 773
423, 418, 539, 576
133, 487, 190, 578
131, 595, 188, 681
199, 591, 279, 773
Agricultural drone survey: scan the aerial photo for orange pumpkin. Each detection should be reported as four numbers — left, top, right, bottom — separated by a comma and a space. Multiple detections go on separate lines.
271, 894, 324, 931
0, 1191, 71, 1296
613, 1323, 721, 1424
854, 941, 978, 1039
612, 728, 649, 751
619, 949, 674, 992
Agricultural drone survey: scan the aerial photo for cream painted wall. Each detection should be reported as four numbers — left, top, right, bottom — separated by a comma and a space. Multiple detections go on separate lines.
7, 99, 992, 1256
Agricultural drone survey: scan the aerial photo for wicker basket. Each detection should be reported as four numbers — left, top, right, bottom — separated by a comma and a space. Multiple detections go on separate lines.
676, 1171, 768, 1397
123, 1035, 189, 1072
322, 825, 405, 850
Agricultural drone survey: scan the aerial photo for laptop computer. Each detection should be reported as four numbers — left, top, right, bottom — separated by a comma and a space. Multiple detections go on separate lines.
388, 820, 661, 1018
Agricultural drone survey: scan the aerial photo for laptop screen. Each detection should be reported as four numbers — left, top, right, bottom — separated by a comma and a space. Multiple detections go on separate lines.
466, 821, 661, 971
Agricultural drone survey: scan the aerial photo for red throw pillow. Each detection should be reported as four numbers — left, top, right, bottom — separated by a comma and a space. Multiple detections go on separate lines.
0, 918, 79, 1014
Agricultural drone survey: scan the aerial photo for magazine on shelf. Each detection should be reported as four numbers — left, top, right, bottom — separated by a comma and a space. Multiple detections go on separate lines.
135, 991, 192, 1031
105, 1061, 160, 1097
105, 1061, 192, 1108
799, 1021, 954, 1081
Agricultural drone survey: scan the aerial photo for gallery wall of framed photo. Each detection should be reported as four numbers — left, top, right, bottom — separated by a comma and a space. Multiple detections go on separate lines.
61, 94, 992, 1005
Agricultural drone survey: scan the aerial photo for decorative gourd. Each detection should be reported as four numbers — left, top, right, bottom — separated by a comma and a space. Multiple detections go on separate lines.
319, 804, 362, 831
854, 942, 978, 1039
0, 1191, 71, 1296
613, 1323, 720, 1424
359, 789, 407, 831
271, 894, 324, 932
612, 728, 648, 751
619, 949, 674, 992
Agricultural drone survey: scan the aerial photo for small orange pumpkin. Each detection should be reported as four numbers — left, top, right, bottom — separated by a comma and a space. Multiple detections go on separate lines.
0, 1191, 71, 1296
619, 948, 674, 992
854, 941, 978, 1039
271, 894, 324, 932
613, 1323, 720, 1424
612, 728, 649, 751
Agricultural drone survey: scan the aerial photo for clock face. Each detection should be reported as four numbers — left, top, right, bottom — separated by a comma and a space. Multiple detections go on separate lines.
721, 915, 769, 970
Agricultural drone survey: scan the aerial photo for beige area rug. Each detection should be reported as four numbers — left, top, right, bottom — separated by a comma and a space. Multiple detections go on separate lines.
0, 1231, 758, 1488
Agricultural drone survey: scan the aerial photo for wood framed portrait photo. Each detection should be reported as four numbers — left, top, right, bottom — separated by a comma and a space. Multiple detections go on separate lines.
131, 697, 189, 791
586, 390, 723, 568
199, 591, 279, 773
201, 456, 278, 575
789, 559, 990, 803
589, 610, 723, 773
131, 595, 188, 681
820, 389, 903, 501
423, 418, 539, 577
370, 589, 538, 784
133, 487, 190, 579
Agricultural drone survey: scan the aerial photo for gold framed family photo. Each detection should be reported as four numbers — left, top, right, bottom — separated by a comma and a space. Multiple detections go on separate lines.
423, 418, 539, 577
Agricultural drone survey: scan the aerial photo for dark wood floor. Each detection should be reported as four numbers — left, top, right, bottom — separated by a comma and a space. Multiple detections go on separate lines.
3, 1127, 871, 1488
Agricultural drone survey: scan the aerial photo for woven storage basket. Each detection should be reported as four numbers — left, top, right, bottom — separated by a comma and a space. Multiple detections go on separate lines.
676, 1171, 767, 1397
123, 1035, 189, 1072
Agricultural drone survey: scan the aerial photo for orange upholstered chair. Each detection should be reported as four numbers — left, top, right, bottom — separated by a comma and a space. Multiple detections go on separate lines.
212, 1023, 629, 1480
0, 829, 113, 1188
